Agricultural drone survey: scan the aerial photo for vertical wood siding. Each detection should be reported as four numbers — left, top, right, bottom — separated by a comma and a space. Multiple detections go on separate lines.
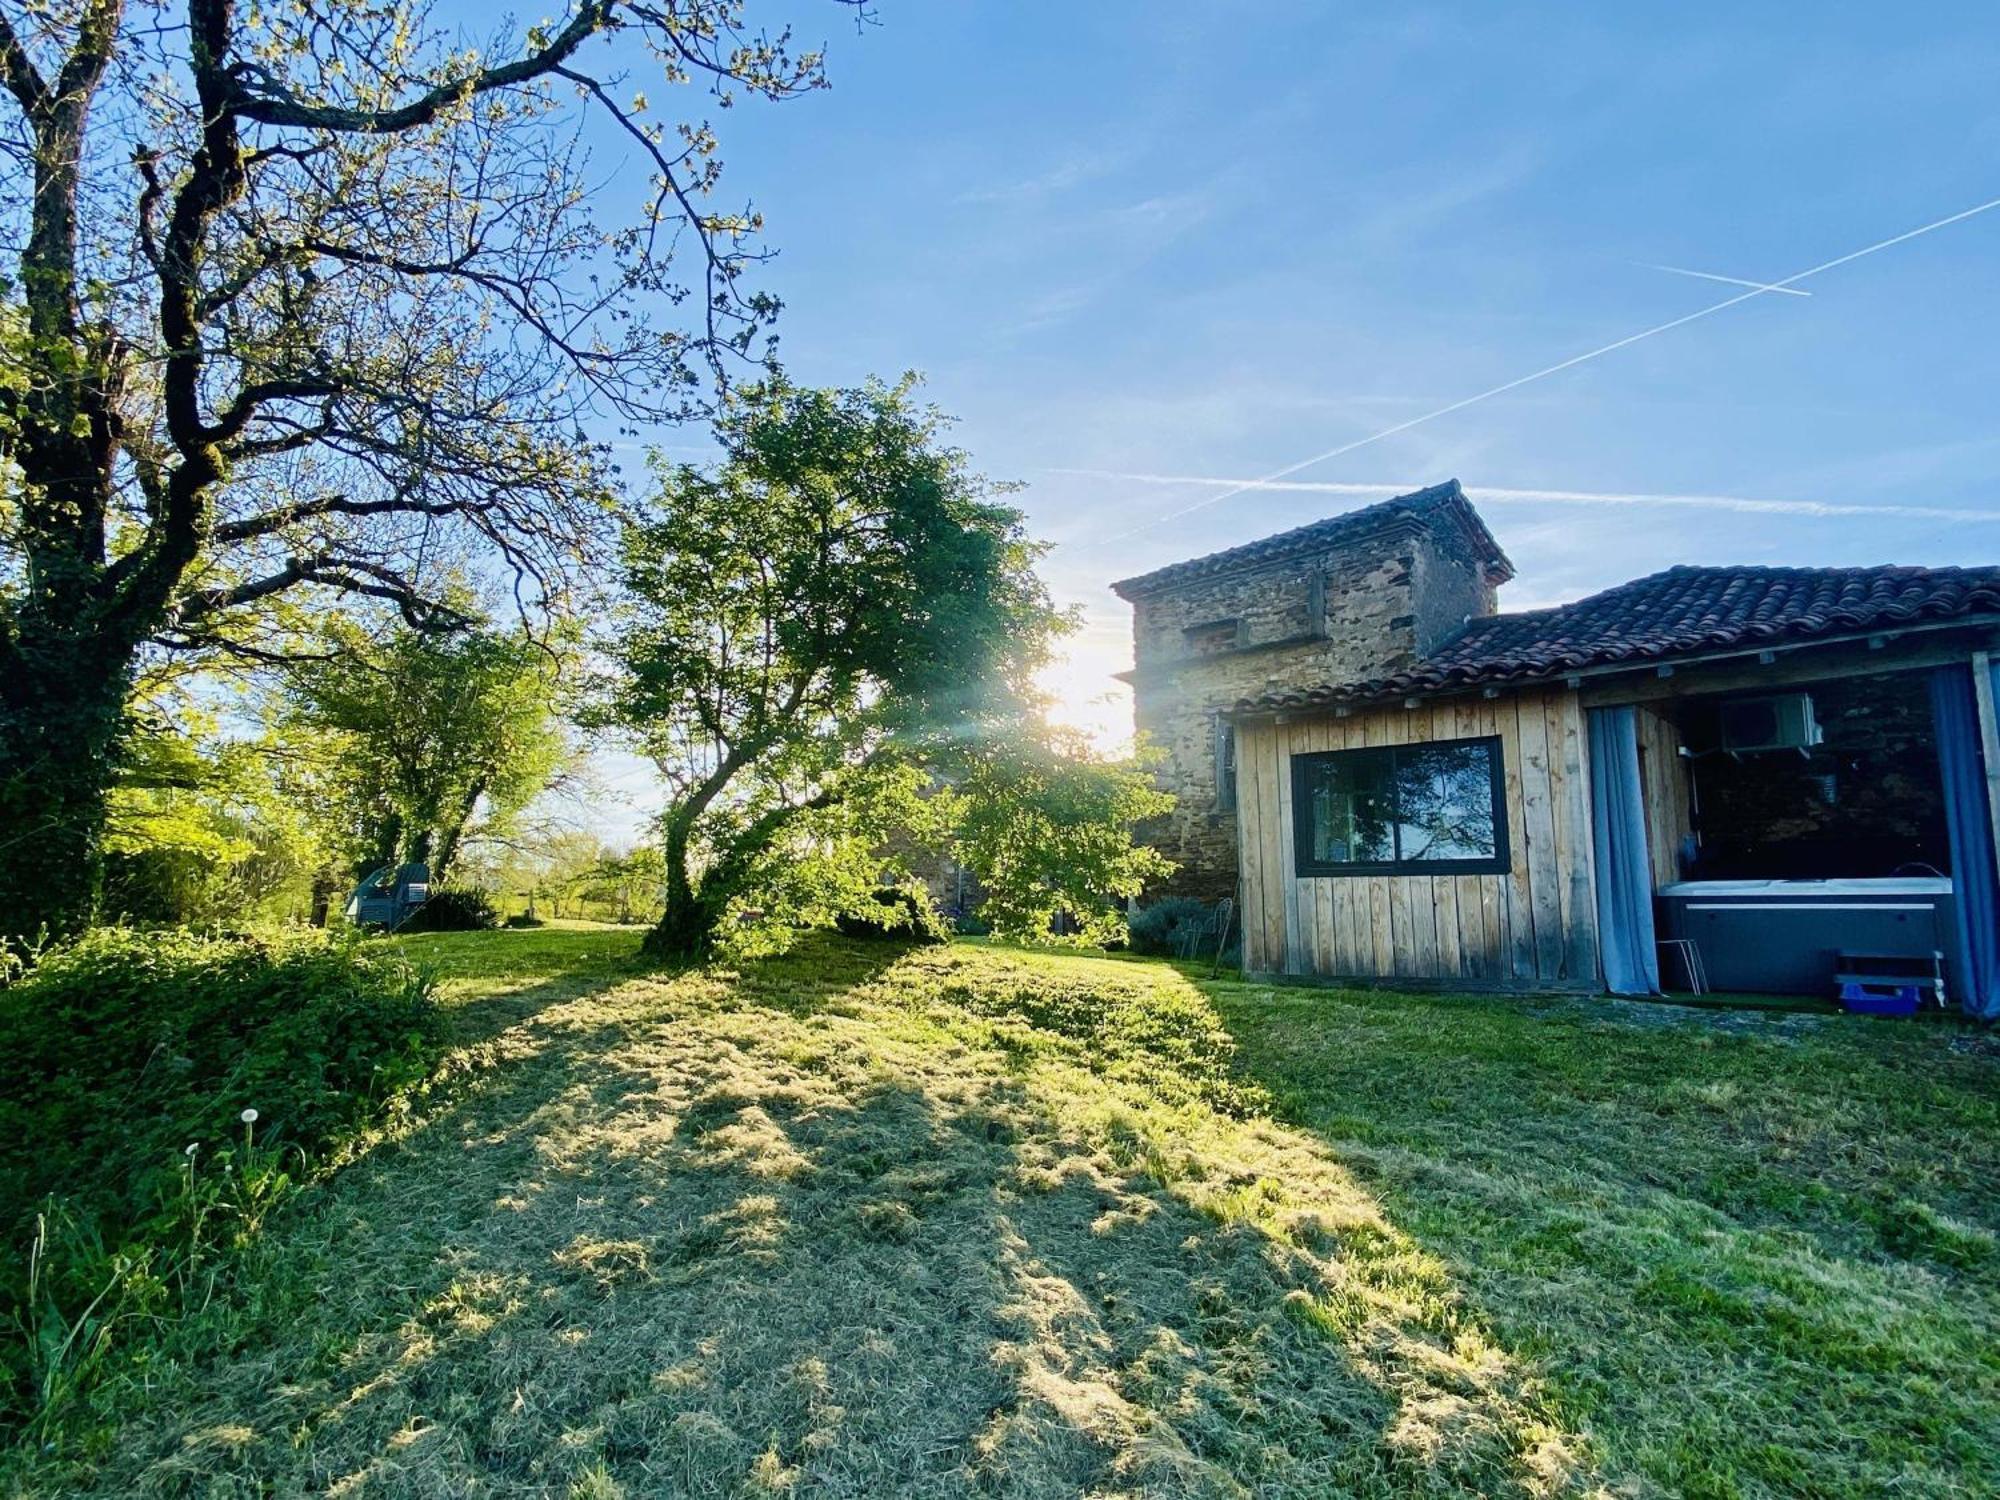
1237, 687, 1601, 987
1635, 704, 1693, 889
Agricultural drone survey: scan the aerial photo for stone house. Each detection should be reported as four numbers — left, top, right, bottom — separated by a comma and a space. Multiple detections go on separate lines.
1110, 481, 1513, 899
1113, 481, 2000, 1016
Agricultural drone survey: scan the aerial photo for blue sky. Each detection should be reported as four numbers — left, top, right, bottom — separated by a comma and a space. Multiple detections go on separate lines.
564, 1, 2000, 831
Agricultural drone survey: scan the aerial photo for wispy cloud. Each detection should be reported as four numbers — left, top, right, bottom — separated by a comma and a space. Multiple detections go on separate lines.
1080, 191, 2000, 544
1341, 143, 1542, 254
955, 147, 1135, 205
1045, 468, 2000, 525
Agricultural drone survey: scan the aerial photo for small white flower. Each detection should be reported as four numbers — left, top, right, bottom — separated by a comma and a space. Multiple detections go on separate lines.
240, 1108, 259, 1125
184, 1142, 199, 1157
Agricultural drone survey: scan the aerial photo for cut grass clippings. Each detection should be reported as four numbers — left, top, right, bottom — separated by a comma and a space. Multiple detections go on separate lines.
11, 928, 1994, 1498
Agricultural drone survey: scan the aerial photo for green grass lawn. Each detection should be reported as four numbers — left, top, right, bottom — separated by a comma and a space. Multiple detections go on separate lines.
36, 930, 1996, 1498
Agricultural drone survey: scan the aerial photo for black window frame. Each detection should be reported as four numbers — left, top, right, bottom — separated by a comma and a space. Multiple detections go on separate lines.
1290, 735, 1511, 877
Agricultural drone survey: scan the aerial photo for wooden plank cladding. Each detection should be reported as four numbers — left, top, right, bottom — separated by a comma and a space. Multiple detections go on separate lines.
1635, 704, 1693, 889
1235, 686, 1600, 988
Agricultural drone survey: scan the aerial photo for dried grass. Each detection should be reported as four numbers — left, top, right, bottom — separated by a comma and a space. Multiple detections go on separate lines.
17, 929, 1994, 1497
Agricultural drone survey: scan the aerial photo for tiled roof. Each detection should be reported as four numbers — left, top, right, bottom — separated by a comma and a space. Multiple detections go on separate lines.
1235, 563, 2000, 714
1109, 480, 1514, 598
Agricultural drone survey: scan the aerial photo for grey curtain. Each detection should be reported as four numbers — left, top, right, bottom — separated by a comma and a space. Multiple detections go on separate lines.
1928, 665, 2000, 1021
1588, 706, 1661, 995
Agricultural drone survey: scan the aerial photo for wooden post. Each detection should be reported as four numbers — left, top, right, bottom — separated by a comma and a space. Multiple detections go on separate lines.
1971, 651, 2000, 872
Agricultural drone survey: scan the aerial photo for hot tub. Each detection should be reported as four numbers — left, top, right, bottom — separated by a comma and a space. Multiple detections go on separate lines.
1656, 878, 1954, 995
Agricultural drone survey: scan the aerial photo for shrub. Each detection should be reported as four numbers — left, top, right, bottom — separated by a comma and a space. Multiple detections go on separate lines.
834, 885, 952, 944
397, 885, 500, 933
0, 928, 447, 1438
1126, 896, 1219, 957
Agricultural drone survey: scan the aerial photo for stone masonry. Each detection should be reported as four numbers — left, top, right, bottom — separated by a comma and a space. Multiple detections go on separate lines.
1110, 481, 1513, 899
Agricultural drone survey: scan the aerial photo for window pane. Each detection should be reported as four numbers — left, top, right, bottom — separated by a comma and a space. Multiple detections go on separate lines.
1305, 748, 1395, 864
1392, 742, 1498, 862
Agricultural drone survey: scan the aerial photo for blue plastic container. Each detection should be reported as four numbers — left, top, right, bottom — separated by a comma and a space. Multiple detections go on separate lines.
1838, 981, 1921, 1017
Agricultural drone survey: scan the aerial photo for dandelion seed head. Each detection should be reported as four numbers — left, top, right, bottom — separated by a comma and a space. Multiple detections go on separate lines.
240, 1107, 259, 1124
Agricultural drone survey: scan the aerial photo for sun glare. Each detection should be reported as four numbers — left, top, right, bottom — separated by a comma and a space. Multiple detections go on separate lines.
1037, 628, 1135, 757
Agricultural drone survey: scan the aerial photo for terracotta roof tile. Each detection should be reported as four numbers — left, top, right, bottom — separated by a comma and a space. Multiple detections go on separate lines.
1234, 563, 2000, 715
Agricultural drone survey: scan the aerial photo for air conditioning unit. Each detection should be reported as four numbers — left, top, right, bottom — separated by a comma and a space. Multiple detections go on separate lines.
1717, 692, 1821, 754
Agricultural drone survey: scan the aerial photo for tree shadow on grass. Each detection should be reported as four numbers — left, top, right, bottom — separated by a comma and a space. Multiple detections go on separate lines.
67, 941, 1591, 1499
1202, 976, 2000, 1499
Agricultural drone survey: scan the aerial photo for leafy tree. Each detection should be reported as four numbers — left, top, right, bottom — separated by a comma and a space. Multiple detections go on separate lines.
610, 379, 1174, 957
949, 731, 1174, 946
99, 720, 324, 924
520, 829, 610, 919
610, 379, 1066, 957
283, 627, 566, 885
580, 843, 666, 924
76, 663, 330, 925
0, 0, 847, 941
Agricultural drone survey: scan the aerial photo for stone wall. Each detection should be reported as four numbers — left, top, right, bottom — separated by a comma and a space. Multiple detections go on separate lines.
1121, 512, 1503, 899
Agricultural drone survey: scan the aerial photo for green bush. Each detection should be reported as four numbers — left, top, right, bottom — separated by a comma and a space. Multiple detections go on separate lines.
396, 885, 499, 933
0, 928, 446, 1438
834, 885, 952, 944
1126, 896, 1219, 957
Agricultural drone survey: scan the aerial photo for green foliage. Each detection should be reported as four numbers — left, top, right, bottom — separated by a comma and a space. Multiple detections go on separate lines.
0, 929, 447, 1437
0, 0, 834, 945
98, 704, 327, 926
1125, 896, 1220, 957
948, 733, 1176, 946
396, 887, 500, 934
575, 845, 667, 925
610, 379, 1068, 956
0, 928, 442, 1236
284, 626, 567, 884
833, 885, 952, 945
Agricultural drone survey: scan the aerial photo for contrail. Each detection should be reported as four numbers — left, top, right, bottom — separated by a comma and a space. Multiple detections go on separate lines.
1047, 468, 2000, 525
1638, 262, 1811, 297
1084, 192, 2000, 545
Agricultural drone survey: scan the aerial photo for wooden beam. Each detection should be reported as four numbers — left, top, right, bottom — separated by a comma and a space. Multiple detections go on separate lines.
1971, 650, 2000, 880
1580, 630, 2000, 707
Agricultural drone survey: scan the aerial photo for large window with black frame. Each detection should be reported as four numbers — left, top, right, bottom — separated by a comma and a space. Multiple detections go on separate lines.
1291, 736, 1510, 876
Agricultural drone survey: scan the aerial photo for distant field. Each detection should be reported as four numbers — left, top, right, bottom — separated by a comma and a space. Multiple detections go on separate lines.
35, 930, 1997, 1498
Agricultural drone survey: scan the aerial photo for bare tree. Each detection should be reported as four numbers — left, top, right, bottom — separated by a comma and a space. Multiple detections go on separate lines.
0, 0, 850, 939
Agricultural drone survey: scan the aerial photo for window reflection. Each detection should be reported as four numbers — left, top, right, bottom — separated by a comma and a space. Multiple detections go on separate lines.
1293, 737, 1506, 874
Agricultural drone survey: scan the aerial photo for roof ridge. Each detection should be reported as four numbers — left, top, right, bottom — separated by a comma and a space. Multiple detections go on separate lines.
1110, 479, 1513, 598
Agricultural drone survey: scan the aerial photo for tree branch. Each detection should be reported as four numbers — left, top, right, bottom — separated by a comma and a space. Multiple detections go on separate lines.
177, 553, 472, 631
0, 7, 48, 116
231, 0, 612, 134
212, 491, 459, 543
55, 0, 121, 110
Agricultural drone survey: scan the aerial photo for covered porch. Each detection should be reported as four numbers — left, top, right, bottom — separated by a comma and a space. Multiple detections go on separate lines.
1584, 630, 2000, 1015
